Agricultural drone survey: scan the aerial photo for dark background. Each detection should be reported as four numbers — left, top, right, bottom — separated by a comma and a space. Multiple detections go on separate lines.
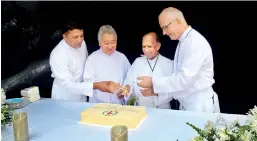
1, 1, 257, 114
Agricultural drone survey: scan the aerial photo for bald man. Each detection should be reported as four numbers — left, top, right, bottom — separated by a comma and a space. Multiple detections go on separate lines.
120, 32, 174, 109
137, 7, 220, 113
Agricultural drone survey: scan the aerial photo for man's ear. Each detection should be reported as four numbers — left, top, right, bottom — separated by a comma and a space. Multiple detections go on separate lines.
62, 33, 66, 39
156, 43, 161, 51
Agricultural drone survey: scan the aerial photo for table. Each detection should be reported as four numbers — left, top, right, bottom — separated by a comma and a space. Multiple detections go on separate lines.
1, 98, 249, 141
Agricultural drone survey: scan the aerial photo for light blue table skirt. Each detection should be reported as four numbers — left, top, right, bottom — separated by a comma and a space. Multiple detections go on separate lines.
1, 98, 248, 141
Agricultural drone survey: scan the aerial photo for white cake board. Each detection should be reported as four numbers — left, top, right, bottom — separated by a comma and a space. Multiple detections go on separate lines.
78, 116, 147, 132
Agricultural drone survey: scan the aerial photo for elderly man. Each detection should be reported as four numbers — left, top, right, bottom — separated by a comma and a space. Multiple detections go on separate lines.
120, 32, 174, 109
83, 25, 131, 104
50, 22, 119, 101
137, 7, 220, 113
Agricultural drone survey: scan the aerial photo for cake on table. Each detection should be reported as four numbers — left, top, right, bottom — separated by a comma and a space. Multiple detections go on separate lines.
80, 103, 147, 131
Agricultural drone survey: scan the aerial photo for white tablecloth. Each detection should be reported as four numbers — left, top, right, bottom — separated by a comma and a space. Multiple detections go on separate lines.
1, 98, 249, 141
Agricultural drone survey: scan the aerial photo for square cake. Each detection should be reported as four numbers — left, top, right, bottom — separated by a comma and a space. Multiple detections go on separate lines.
80, 103, 147, 131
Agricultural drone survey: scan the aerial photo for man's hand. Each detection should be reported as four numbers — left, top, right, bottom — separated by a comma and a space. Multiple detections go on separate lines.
137, 76, 153, 88
120, 85, 131, 96
116, 85, 130, 98
93, 81, 122, 93
116, 93, 124, 99
108, 82, 122, 94
140, 87, 157, 97
116, 84, 132, 99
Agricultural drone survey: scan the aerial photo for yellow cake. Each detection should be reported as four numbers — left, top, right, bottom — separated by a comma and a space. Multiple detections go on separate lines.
80, 103, 147, 131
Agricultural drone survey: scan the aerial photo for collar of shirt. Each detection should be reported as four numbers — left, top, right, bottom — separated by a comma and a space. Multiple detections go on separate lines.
148, 53, 159, 64
178, 26, 192, 42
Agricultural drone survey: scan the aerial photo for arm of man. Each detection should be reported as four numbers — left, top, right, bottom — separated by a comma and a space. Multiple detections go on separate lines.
50, 53, 93, 97
152, 41, 209, 94
93, 81, 118, 93
83, 54, 120, 94
120, 59, 137, 101
154, 60, 175, 106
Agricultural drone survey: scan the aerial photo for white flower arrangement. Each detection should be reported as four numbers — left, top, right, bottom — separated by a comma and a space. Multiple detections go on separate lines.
1, 88, 6, 104
187, 106, 257, 141
1, 88, 13, 126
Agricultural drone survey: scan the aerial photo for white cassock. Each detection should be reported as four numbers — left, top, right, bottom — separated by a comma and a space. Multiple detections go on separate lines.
49, 39, 93, 101
124, 54, 174, 109
83, 48, 131, 104
152, 26, 220, 113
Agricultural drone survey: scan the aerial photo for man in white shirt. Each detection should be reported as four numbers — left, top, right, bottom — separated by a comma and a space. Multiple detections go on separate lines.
83, 25, 131, 105
137, 7, 220, 113
121, 32, 174, 109
50, 22, 120, 101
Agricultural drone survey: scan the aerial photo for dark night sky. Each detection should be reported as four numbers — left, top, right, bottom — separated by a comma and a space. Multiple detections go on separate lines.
1, 1, 257, 114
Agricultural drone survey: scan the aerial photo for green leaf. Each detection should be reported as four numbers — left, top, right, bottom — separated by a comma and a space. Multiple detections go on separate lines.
252, 136, 257, 141
127, 96, 136, 106
186, 122, 205, 137
238, 125, 251, 135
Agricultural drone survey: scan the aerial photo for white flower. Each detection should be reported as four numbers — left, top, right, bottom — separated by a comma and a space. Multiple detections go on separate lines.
246, 105, 257, 134
213, 134, 218, 140
216, 128, 230, 141
229, 120, 239, 129
1, 88, 6, 104
187, 106, 257, 141
204, 120, 214, 134
250, 119, 257, 134
215, 116, 227, 129
240, 130, 253, 141
247, 106, 257, 120
248, 106, 257, 115
1, 112, 5, 120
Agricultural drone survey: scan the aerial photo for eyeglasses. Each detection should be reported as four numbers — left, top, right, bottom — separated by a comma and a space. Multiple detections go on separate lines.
161, 22, 172, 31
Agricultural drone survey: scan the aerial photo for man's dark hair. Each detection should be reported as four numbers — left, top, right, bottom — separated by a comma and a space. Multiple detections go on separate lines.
62, 21, 83, 34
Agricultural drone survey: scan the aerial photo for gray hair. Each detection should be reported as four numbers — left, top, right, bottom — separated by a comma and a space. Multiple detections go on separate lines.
160, 7, 187, 24
97, 25, 118, 43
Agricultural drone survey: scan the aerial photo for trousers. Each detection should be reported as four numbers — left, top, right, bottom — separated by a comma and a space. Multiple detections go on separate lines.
179, 92, 220, 113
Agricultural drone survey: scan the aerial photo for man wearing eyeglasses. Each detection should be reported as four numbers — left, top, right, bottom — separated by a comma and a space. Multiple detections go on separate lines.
137, 7, 220, 113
